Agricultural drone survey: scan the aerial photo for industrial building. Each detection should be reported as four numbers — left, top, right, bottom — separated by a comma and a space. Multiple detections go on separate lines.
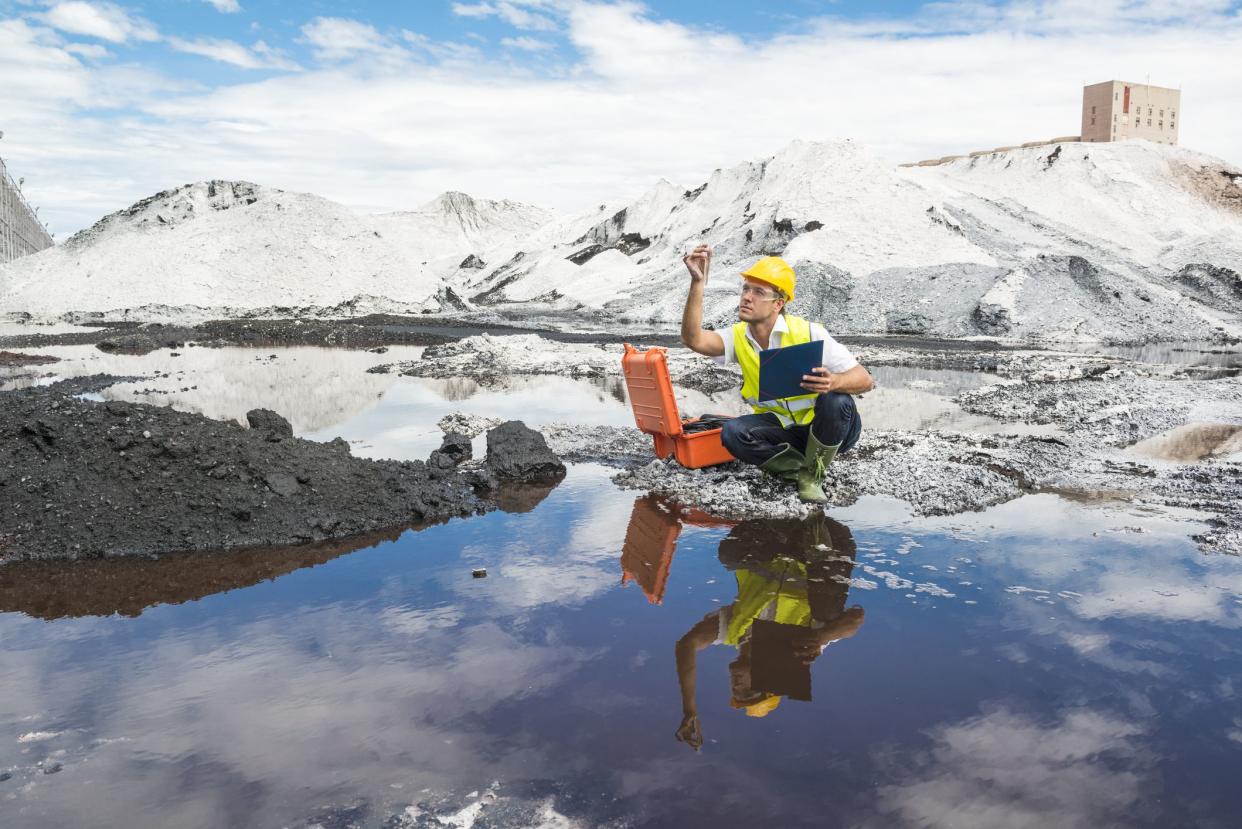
1081, 80, 1180, 145
0, 156, 54, 264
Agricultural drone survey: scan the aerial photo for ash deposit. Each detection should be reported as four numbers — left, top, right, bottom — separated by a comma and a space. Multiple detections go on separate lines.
3, 140, 1240, 344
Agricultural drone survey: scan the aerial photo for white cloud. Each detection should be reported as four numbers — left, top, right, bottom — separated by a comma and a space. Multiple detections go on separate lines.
41, 1, 158, 44
203, 0, 241, 13
167, 36, 300, 70
7, 1, 1242, 240
500, 35, 554, 51
63, 40, 110, 58
300, 16, 402, 61
451, 1, 559, 31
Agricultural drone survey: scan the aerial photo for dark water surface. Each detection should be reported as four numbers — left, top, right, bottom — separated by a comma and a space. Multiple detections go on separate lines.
3, 465, 1241, 828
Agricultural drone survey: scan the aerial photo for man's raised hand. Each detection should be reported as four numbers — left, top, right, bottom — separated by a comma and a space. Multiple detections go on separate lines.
682, 244, 712, 284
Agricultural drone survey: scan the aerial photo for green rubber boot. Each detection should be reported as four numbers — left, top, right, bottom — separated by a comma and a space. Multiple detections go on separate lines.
797, 432, 840, 504
760, 443, 805, 483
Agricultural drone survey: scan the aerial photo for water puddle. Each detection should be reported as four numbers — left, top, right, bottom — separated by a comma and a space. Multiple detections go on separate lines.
4, 342, 1240, 825
862, 366, 1063, 436
1063, 339, 1242, 368
1126, 422, 1242, 462
2, 465, 1241, 827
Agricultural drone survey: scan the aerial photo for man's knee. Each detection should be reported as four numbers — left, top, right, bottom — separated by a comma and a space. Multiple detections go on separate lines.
816, 391, 855, 423
721, 417, 747, 452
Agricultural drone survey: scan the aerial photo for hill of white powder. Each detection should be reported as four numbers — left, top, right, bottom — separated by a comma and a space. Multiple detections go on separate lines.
0, 182, 549, 320
2, 140, 1239, 342
458, 140, 1242, 343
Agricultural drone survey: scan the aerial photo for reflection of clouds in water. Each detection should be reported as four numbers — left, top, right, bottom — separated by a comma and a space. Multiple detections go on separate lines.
312, 375, 639, 462
445, 467, 635, 613
0, 605, 598, 829
839, 495, 1242, 627
871, 707, 1147, 829
19, 344, 422, 432
380, 605, 464, 637
1073, 570, 1242, 626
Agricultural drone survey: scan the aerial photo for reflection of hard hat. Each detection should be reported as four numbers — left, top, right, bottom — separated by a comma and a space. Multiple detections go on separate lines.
731, 694, 783, 718
740, 257, 796, 301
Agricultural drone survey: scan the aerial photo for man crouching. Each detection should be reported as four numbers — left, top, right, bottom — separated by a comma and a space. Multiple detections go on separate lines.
680, 245, 874, 502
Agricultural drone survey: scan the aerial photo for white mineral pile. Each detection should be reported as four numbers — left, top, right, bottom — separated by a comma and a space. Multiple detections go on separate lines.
0, 182, 548, 320
369, 191, 552, 282
459, 140, 1242, 342
3, 140, 1240, 342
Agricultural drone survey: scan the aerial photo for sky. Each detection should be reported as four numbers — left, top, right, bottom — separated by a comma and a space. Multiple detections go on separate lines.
1, 0, 1240, 238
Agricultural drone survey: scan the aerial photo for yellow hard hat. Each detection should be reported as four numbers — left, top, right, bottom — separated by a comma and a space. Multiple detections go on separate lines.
740, 257, 796, 301
730, 694, 783, 718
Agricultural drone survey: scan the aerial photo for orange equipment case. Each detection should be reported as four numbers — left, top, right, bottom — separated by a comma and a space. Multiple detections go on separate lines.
621, 343, 736, 469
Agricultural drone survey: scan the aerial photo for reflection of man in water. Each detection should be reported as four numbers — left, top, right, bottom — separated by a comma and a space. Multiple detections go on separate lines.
675, 516, 865, 751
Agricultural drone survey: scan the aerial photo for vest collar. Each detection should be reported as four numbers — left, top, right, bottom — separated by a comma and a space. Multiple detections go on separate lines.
747, 314, 789, 351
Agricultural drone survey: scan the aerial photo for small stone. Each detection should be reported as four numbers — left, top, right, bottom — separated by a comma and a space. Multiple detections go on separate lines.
43, 762, 63, 775
143, 430, 151, 439
472, 568, 487, 578
0, 771, 12, 782
246, 408, 293, 437
265, 472, 301, 496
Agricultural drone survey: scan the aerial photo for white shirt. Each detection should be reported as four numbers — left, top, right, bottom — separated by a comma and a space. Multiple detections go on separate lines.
712, 315, 860, 374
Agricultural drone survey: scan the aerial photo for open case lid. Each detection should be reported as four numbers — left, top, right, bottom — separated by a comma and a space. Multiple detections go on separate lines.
621, 343, 683, 437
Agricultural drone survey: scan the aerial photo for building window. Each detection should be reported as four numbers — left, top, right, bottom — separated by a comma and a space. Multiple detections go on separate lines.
1159, 109, 1164, 117
1147, 118, 1152, 126
1092, 105, 1097, 115
1159, 121, 1163, 128
1115, 92, 1119, 100
1171, 110, 1176, 118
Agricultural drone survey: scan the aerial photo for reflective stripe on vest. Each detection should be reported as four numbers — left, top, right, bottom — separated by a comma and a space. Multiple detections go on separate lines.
733, 315, 818, 426
724, 558, 813, 646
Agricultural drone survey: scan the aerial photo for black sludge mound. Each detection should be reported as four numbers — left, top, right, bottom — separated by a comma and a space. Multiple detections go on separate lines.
485, 421, 567, 481
0, 386, 486, 563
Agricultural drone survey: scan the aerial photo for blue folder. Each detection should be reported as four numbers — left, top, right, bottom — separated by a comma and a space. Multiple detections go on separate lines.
757, 339, 824, 402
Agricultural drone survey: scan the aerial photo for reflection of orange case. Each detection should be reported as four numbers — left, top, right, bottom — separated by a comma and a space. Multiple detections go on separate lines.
620, 496, 682, 604
620, 496, 737, 605
621, 344, 735, 469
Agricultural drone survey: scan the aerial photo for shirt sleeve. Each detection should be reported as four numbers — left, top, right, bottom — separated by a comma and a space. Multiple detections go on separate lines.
810, 323, 859, 374
711, 328, 736, 366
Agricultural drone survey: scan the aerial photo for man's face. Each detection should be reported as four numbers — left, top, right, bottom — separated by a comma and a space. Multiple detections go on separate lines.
738, 278, 784, 323
729, 654, 766, 706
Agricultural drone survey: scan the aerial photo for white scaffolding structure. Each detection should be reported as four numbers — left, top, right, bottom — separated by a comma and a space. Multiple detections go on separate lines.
0, 156, 55, 264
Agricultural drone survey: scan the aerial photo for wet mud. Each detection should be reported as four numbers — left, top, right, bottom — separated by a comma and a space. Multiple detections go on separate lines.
0, 379, 564, 563
0, 351, 60, 367
0, 314, 682, 353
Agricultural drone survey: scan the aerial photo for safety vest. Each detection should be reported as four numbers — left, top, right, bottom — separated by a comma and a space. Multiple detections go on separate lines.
733, 315, 819, 426
724, 557, 813, 646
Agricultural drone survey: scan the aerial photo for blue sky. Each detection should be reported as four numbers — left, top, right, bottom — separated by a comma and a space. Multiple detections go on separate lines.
2, 1, 1240, 237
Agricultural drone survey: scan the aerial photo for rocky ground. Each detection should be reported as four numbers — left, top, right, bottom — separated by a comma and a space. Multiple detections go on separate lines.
0, 375, 565, 563
3, 324, 1239, 563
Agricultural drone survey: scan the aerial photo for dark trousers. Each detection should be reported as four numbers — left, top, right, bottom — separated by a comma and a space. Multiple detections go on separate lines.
720, 392, 862, 467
